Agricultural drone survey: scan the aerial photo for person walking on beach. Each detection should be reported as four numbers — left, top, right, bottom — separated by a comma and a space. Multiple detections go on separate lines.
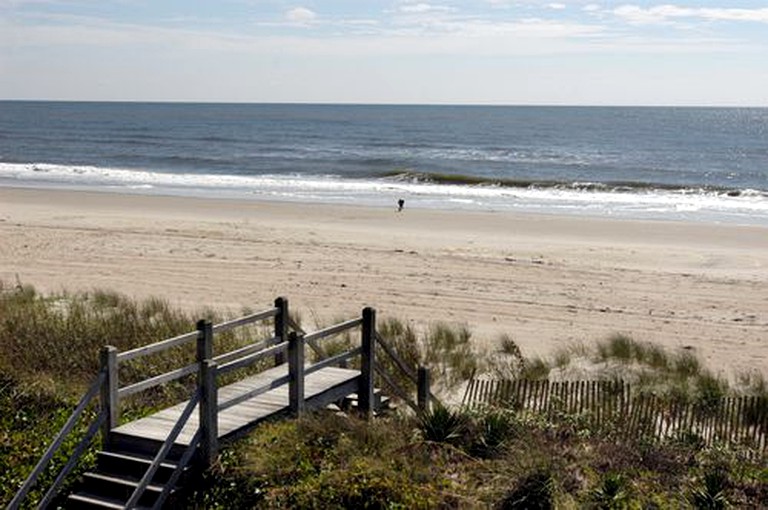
397, 198, 405, 212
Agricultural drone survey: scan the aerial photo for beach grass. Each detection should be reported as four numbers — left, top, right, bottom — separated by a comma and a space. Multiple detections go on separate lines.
2, 282, 766, 508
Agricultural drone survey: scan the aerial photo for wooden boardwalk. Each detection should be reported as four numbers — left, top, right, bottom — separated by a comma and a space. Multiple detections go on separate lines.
10, 299, 433, 510
112, 365, 361, 445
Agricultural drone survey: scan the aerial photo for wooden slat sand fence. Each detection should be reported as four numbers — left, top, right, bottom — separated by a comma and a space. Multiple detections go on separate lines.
463, 379, 768, 453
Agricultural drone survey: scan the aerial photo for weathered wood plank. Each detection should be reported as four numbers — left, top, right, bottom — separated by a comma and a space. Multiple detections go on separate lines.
118, 331, 199, 362
112, 364, 360, 446
118, 363, 197, 398
212, 308, 278, 334
304, 318, 363, 344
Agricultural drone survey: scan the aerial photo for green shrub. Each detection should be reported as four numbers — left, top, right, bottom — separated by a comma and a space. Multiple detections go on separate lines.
264, 458, 437, 509
689, 467, 731, 509
418, 405, 469, 445
498, 469, 555, 510
469, 410, 516, 459
591, 472, 632, 509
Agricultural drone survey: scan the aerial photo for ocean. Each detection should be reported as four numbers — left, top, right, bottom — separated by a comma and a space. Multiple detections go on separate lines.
1, 101, 767, 225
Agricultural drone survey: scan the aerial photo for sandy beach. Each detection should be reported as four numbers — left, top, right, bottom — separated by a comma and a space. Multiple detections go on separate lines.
1, 186, 767, 378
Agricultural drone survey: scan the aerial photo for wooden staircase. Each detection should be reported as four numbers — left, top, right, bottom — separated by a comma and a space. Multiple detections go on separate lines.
66, 440, 188, 509
9, 298, 434, 510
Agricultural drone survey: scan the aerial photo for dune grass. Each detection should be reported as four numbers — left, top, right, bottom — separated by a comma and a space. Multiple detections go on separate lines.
2, 282, 766, 508
187, 408, 767, 508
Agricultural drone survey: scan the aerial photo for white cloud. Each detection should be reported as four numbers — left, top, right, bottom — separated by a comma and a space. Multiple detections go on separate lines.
398, 3, 456, 14
548, 3, 566, 10
285, 7, 317, 25
613, 5, 768, 25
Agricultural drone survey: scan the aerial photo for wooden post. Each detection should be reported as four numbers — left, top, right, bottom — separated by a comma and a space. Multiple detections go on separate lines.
274, 297, 288, 366
418, 366, 431, 414
197, 320, 217, 466
288, 331, 305, 417
359, 307, 376, 417
197, 319, 213, 362
199, 360, 218, 467
99, 346, 118, 447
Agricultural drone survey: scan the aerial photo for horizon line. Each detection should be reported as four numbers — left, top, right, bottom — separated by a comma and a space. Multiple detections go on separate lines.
2, 98, 767, 109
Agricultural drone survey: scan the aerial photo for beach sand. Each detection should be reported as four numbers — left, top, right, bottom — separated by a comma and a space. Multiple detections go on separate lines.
1, 187, 767, 378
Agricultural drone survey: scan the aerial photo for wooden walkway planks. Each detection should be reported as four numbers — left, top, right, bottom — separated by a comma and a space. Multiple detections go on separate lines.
112, 365, 361, 445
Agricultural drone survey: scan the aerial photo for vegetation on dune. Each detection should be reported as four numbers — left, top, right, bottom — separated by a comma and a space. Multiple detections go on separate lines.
1, 282, 766, 508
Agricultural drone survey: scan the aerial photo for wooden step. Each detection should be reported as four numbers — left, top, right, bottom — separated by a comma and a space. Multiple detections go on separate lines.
68, 471, 167, 508
107, 432, 188, 461
66, 491, 150, 510
96, 450, 181, 485
82, 471, 166, 499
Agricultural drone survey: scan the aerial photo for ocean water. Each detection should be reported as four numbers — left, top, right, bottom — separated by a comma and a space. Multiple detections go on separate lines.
1, 101, 767, 224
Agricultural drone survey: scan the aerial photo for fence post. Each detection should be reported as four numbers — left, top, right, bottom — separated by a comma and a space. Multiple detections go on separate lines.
199, 360, 218, 467
197, 320, 217, 466
274, 297, 288, 366
418, 366, 431, 414
359, 307, 376, 417
197, 319, 213, 362
100, 346, 119, 447
288, 331, 305, 417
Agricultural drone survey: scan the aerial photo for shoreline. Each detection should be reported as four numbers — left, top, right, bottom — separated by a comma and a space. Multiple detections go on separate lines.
2, 186, 767, 378
2, 169, 768, 228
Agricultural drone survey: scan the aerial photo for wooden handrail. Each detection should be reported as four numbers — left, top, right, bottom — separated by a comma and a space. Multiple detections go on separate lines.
304, 318, 363, 344
375, 333, 418, 384
125, 389, 201, 509
217, 341, 288, 375
119, 305, 279, 363
286, 315, 325, 357
151, 428, 203, 510
212, 337, 274, 366
8, 371, 106, 510
118, 330, 198, 362
38, 411, 107, 509
375, 332, 438, 410
212, 307, 278, 334
375, 365, 419, 413
304, 347, 362, 377
118, 363, 198, 398
286, 316, 306, 335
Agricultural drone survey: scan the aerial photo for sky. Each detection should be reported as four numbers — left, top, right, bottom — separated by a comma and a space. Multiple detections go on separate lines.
1, 1, 768, 106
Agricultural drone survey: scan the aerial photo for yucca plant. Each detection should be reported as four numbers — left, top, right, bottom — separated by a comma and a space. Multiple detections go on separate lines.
417, 404, 469, 445
470, 410, 515, 459
591, 472, 631, 509
689, 468, 731, 509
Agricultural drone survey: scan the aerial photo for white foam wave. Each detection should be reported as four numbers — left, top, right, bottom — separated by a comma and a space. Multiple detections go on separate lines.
1, 162, 767, 224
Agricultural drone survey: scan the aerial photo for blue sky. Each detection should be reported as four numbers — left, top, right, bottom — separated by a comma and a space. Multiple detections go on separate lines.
2, 1, 768, 105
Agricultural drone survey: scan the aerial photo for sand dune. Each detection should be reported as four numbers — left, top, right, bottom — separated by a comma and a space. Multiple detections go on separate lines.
1, 187, 767, 378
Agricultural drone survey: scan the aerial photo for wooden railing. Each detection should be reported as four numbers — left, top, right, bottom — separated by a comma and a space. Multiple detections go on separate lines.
10, 297, 438, 509
108, 302, 283, 439
374, 332, 436, 413
9, 299, 288, 509
126, 392, 202, 509
7, 373, 107, 510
